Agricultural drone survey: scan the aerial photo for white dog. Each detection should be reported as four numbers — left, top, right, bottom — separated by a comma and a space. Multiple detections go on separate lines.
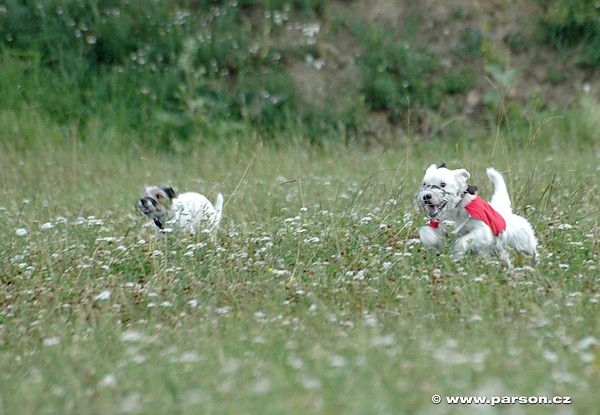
138, 186, 223, 237
416, 163, 538, 269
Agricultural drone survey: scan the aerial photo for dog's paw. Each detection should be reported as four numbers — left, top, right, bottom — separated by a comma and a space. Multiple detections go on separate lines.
450, 251, 465, 262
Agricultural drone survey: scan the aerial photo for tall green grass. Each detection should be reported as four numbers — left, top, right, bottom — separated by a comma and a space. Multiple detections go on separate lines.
1, 104, 599, 414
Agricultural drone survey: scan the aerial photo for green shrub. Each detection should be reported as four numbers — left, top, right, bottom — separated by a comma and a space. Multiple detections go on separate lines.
0, 0, 184, 68
1, 0, 478, 148
0, 0, 342, 146
352, 21, 474, 122
0, 0, 190, 150
539, 0, 600, 66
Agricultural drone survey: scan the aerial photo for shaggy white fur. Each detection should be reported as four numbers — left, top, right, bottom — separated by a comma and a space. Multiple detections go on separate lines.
416, 164, 538, 269
138, 186, 223, 237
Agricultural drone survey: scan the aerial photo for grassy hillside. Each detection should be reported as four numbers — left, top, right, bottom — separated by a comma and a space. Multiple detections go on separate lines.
3, 0, 600, 148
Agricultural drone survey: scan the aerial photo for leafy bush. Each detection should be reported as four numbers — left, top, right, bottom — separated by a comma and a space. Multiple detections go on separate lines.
539, 0, 600, 66
1, 0, 184, 67
0, 0, 341, 146
0, 0, 190, 149
352, 21, 474, 122
1, 0, 476, 148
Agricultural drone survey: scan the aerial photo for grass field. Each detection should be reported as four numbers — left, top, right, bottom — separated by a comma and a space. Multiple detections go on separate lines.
1, 112, 599, 414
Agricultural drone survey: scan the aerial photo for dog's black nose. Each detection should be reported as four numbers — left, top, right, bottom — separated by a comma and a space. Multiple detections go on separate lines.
422, 193, 432, 201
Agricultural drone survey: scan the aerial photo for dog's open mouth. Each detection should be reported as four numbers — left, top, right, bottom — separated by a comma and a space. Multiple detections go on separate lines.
425, 200, 447, 218
138, 197, 157, 216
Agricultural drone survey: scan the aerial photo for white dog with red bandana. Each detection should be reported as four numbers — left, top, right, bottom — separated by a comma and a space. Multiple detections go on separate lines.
416, 163, 538, 269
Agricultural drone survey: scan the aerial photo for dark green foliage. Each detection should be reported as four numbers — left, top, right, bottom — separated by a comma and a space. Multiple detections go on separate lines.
0, 0, 189, 149
353, 21, 474, 122
458, 29, 483, 57
0, 0, 183, 67
0, 0, 337, 147
0, 0, 491, 148
539, 0, 600, 66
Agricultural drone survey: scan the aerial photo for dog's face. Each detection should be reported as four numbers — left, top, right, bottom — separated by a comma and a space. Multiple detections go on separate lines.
138, 186, 179, 229
417, 164, 470, 219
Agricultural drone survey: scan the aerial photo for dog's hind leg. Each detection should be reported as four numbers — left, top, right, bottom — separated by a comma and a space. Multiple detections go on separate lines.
532, 249, 539, 266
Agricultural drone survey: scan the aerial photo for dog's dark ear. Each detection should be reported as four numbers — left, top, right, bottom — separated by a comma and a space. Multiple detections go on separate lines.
438, 162, 446, 169
161, 186, 178, 199
466, 185, 478, 195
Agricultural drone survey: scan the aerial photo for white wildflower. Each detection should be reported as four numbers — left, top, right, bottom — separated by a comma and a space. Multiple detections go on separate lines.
123, 330, 155, 343
117, 393, 142, 414
94, 290, 112, 301
287, 356, 304, 369
216, 306, 231, 315
176, 351, 202, 363
43, 337, 61, 347
99, 374, 117, 388
300, 375, 322, 390
251, 378, 272, 395
370, 334, 396, 348
542, 349, 558, 363
329, 355, 347, 368
86, 217, 104, 226
574, 336, 597, 351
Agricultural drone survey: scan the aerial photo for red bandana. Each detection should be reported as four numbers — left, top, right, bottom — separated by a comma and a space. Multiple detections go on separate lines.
429, 196, 506, 236
464, 195, 506, 235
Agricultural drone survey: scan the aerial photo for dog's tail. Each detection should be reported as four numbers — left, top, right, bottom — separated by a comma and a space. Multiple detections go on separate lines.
487, 168, 512, 214
213, 193, 224, 230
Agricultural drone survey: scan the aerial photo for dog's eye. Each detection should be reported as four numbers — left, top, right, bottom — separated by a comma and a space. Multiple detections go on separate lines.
440, 182, 446, 188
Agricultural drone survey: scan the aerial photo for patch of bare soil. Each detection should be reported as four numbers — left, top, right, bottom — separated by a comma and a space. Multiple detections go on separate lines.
283, 0, 600, 137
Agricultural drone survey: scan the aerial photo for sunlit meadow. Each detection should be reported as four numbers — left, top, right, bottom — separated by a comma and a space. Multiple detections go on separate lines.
1, 112, 599, 414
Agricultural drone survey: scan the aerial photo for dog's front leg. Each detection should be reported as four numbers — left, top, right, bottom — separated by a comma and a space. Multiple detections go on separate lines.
154, 227, 166, 239
451, 234, 476, 261
497, 248, 514, 272
419, 226, 444, 252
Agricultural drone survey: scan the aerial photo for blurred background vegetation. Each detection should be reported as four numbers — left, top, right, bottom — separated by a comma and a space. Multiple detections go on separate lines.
1, 0, 600, 150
